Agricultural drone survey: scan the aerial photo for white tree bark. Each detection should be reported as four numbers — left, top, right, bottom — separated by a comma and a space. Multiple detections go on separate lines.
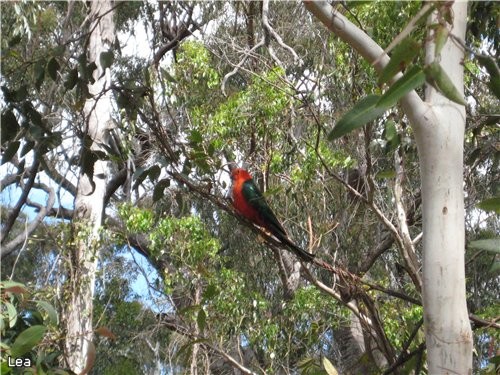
304, 1, 472, 373
63, 1, 115, 372
417, 3, 472, 373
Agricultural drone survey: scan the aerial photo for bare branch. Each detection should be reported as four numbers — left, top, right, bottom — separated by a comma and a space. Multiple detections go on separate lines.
40, 155, 77, 196
1, 181, 56, 258
261, 0, 302, 66
153, 2, 201, 66
103, 167, 127, 204
358, 234, 394, 274
221, 39, 266, 96
394, 150, 422, 292
301, 265, 373, 327
1, 158, 40, 245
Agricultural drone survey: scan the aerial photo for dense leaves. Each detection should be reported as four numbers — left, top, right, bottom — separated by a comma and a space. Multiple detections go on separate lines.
0, 1, 498, 374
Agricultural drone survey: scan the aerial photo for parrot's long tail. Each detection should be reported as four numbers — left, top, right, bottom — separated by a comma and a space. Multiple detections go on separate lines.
278, 235, 315, 263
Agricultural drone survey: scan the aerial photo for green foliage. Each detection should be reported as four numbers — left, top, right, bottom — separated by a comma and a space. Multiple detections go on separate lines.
329, 95, 386, 140
0, 281, 69, 374
119, 204, 220, 271
291, 141, 354, 182
117, 202, 352, 371
169, 41, 220, 107
202, 66, 293, 143
382, 303, 423, 349
1, 1, 498, 373
377, 66, 426, 108
468, 238, 500, 254
378, 37, 421, 85
477, 197, 500, 215
119, 204, 155, 233
347, 1, 423, 47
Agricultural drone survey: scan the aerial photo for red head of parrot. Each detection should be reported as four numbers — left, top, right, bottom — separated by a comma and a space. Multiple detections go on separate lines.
230, 168, 315, 262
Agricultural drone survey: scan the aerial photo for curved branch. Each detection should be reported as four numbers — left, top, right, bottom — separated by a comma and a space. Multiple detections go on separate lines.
1, 182, 56, 258
1, 173, 20, 191
301, 265, 373, 326
1, 158, 40, 245
302, 1, 427, 131
40, 155, 77, 197
221, 39, 266, 96
261, 0, 302, 66
103, 167, 127, 204
357, 234, 394, 274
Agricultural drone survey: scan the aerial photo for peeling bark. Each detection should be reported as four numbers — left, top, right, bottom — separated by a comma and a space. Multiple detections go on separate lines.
62, 1, 115, 372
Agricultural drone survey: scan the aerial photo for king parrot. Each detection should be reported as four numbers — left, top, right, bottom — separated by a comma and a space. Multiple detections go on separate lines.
230, 168, 315, 262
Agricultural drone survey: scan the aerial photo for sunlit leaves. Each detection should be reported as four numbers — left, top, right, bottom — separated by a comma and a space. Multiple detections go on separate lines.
119, 204, 154, 233
170, 41, 220, 106
323, 357, 339, 375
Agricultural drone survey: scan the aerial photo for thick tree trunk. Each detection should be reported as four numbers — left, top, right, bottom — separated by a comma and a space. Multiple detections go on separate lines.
416, 2, 473, 373
62, 1, 115, 372
304, 1, 472, 372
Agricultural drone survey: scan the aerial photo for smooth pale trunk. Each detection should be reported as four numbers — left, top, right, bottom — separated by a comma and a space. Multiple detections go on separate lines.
416, 2, 472, 373
303, 1, 473, 372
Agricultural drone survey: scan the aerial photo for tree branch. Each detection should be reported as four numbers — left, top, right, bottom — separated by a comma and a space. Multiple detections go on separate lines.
40, 154, 77, 196
357, 234, 394, 274
302, 1, 427, 132
261, 0, 302, 66
158, 314, 258, 375
394, 150, 422, 292
1, 182, 56, 258
1, 158, 40, 245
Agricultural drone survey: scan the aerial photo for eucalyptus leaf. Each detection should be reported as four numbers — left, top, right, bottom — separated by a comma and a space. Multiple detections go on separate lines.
378, 66, 425, 108
11, 325, 47, 358
468, 239, 500, 253
424, 62, 466, 105
329, 95, 386, 140
477, 197, 500, 214
378, 37, 421, 85
47, 57, 60, 81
